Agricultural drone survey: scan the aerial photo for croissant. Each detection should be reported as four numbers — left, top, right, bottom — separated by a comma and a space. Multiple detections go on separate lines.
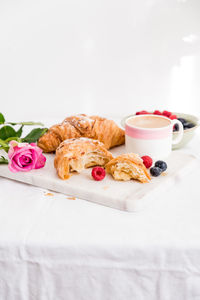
54, 137, 114, 179
38, 114, 125, 152
106, 153, 151, 183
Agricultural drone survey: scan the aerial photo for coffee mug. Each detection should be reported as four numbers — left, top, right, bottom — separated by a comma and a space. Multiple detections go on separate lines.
125, 115, 184, 159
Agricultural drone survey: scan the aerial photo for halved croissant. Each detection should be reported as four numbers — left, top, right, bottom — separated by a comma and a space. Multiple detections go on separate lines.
54, 137, 114, 179
38, 114, 125, 152
106, 153, 151, 183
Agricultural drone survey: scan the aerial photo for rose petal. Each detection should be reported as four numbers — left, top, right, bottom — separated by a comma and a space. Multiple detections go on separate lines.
21, 152, 33, 160
19, 155, 32, 166
33, 145, 43, 157
35, 153, 46, 169
13, 150, 33, 167
9, 140, 18, 147
9, 149, 34, 172
9, 147, 29, 160
15, 155, 24, 168
8, 141, 30, 158
8, 158, 30, 172
8, 142, 46, 173
8, 142, 18, 159
29, 150, 38, 168
8, 161, 19, 173
19, 163, 34, 171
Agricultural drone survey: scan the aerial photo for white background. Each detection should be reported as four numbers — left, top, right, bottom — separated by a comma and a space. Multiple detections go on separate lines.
0, 0, 200, 123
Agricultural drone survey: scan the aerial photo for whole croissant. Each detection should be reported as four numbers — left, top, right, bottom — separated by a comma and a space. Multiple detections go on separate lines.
38, 114, 125, 152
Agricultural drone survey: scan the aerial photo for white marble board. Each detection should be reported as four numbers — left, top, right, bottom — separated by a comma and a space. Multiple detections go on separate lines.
0, 146, 196, 212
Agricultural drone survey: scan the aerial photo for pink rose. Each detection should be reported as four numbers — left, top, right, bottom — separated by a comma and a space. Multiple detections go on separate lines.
8, 141, 46, 172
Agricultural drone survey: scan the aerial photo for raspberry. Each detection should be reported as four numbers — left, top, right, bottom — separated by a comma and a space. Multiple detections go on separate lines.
136, 110, 149, 115
153, 110, 162, 115
91, 167, 106, 181
169, 114, 177, 120
140, 110, 149, 114
162, 110, 172, 118
141, 155, 153, 169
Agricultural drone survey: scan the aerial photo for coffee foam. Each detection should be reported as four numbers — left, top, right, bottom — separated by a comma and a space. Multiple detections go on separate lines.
127, 115, 170, 129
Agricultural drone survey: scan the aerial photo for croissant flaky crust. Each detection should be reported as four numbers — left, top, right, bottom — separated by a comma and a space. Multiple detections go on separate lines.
106, 153, 151, 183
54, 137, 114, 179
38, 114, 125, 152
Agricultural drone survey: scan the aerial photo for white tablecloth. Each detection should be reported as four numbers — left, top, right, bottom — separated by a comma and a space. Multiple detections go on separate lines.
1, 136, 200, 300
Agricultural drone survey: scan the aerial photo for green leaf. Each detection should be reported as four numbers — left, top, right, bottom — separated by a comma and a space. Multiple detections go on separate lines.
0, 156, 8, 164
0, 113, 5, 124
0, 126, 16, 140
16, 125, 24, 137
22, 128, 48, 143
0, 138, 8, 147
0, 146, 9, 153
0, 137, 10, 153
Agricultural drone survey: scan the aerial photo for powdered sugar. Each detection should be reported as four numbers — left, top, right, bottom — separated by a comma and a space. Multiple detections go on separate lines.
63, 137, 101, 145
63, 115, 94, 126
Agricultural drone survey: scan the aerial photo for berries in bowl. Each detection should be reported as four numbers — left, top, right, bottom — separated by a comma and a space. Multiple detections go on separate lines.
121, 110, 199, 149
172, 112, 199, 149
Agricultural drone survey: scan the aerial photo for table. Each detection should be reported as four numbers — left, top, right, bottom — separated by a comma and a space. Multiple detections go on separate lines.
0, 135, 200, 300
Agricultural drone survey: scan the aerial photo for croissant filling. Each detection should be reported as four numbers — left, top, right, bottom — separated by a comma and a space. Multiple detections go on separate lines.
69, 151, 109, 173
110, 162, 148, 182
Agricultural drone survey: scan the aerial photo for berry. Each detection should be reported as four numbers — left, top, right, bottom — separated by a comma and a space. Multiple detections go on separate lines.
136, 110, 149, 115
169, 114, 177, 120
150, 167, 162, 177
91, 167, 106, 181
153, 110, 162, 115
162, 110, 172, 118
184, 122, 195, 129
178, 118, 187, 125
155, 160, 167, 172
183, 122, 189, 129
141, 155, 153, 169
173, 124, 179, 132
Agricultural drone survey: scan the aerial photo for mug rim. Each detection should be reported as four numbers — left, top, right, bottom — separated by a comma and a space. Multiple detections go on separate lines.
125, 114, 172, 131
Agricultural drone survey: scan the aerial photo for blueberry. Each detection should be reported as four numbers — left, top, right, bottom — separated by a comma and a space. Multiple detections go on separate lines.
184, 122, 195, 129
173, 124, 179, 132
150, 167, 162, 177
155, 160, 167, 172
183, 122, 189, 129
178, 118, 187, 125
